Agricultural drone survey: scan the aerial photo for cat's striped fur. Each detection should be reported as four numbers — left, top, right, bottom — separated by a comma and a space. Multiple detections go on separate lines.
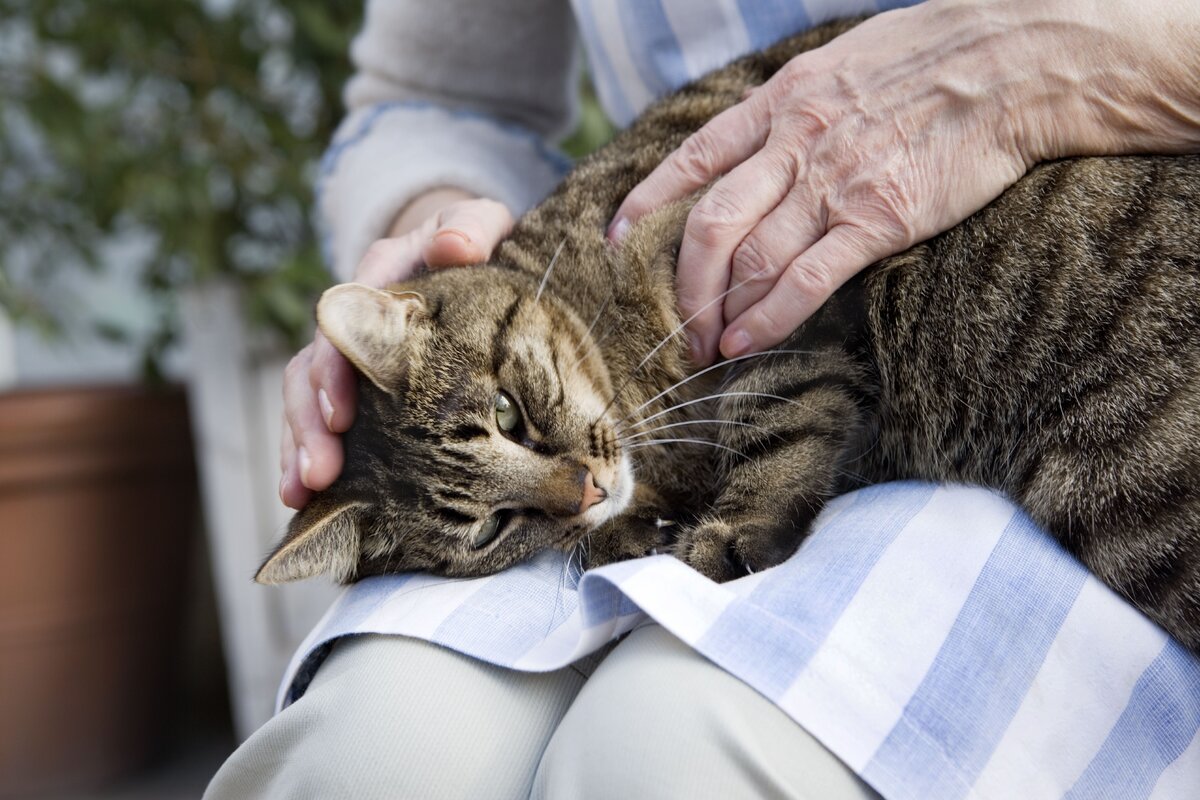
260, 19, 1200, 653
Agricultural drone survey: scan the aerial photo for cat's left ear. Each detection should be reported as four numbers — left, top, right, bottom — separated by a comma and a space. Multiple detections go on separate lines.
317, 284, 426, 392
255, 497, 369, 584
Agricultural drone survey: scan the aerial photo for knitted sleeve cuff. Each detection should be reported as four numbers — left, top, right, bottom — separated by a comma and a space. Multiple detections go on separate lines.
318, 101, 572, 281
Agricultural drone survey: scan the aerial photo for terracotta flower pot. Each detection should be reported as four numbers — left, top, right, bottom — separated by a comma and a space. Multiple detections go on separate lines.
0, 384, 198, 797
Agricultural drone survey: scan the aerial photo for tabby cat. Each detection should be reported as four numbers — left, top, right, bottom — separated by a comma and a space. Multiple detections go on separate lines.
258, 19, 1200, 653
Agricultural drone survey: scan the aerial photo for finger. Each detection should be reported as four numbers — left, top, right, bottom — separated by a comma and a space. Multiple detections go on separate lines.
424, 199, 515, 267
720, 225, 877, 358
721, 189, 825, 325
675, 147, 795, 364
609, 98, 770, 238
355, 237, 426, 287
283, 350, 345, 494
308, 331, 356, 433
279, 422, 312, 509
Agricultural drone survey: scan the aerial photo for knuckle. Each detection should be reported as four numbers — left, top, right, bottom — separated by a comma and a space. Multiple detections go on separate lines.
477, 197, 510, 219
283, 354, 308, 386
863, 175, 917, 245
676, 131, 722, 184
730, 236, 777, 283
689, 191, 743, 246
784, 256, 835, 301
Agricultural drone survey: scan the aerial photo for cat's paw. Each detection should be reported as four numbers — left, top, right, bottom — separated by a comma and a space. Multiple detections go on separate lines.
676, 517, 800, 583
583, 515, 677, 570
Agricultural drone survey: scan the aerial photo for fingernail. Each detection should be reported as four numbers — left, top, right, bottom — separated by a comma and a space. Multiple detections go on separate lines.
433, 228, 471, 245
723, 329, 752, 358
298, 447, 312, 486
608, 217, 630, 244
318, 388, 335, 430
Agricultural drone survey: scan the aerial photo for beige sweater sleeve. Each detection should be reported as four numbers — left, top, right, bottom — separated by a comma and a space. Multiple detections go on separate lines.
319, 0, 579, 280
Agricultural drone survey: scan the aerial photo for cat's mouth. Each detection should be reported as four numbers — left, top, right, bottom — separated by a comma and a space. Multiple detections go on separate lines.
580, 456, 634, 529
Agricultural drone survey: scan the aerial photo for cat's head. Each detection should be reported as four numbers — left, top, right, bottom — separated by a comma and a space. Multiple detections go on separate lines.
256, 266, 634, 584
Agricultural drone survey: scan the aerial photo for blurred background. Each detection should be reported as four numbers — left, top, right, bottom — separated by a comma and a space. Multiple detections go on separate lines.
0, 1, 612, 796
1, 1, 361, 795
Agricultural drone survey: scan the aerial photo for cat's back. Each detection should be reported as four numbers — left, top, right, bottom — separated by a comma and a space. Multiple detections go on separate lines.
863, 154, 1200, 489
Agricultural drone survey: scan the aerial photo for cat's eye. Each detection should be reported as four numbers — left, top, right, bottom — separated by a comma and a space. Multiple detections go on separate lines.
494, 391, 521, 433
474, 510, 511, 548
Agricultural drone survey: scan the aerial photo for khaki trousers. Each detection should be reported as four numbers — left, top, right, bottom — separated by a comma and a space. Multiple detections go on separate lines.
205, 624, 881, 799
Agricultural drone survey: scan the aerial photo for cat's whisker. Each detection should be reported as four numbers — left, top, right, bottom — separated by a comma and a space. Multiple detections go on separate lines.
601, 268, 770, 417
625, 391, 809, 433
613, 349, 814, 427
535, 238, 567, 304
627, 437, 748, 459
618, 418, 771, 442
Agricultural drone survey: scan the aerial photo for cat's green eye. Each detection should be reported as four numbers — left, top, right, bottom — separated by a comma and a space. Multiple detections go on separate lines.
474, 510, 508, 548
494, 391, 520, 433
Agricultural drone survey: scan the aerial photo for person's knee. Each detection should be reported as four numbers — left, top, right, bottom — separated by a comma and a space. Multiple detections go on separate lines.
207, 635, 584, 800
534, 625, 739, 797
533, 625, 880, 800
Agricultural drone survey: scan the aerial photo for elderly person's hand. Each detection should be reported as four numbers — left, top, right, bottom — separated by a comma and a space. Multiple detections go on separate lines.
611, 0, 1200, 365
279, 190, 513, 509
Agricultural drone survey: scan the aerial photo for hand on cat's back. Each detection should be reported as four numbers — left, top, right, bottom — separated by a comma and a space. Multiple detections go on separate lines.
610, 0, 1200, 366
279, 194, 513, 509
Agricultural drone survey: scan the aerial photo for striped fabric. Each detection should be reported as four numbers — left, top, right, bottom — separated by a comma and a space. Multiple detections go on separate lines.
568, 0, 925, 126
280, 484, 1200, 799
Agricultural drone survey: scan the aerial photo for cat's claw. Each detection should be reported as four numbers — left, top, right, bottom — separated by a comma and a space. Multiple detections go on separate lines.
677, 517, 799, 583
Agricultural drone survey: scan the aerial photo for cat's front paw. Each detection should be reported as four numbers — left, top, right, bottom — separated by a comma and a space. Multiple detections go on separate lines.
583, 515, 677, 570
676, 517, 801, 583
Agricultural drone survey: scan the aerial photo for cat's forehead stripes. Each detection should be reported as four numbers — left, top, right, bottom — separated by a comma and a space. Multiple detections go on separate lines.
490, 295, 523, 376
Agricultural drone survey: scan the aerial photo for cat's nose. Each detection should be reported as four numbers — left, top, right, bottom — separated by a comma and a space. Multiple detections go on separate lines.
579, 471, 608, 513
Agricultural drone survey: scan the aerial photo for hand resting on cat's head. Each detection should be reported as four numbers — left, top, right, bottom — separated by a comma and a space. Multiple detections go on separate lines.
280, 192, 514, 510
262, 271, 641, 584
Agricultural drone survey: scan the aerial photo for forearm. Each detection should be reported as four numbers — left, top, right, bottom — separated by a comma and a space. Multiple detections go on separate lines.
983, 0, 1200, 162
320, 0, 578, 280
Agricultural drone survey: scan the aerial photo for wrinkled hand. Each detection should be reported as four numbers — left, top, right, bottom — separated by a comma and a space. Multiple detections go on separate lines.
280, 195, 513, 508
611, 0, 1062, 365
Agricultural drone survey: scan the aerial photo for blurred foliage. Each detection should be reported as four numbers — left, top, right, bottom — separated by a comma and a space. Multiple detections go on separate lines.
561, 76, 615, 160
0, 0, 614, 378
0, 0, 361, 371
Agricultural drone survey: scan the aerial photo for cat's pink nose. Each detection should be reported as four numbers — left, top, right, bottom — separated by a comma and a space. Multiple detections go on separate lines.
579, 471, 608, 513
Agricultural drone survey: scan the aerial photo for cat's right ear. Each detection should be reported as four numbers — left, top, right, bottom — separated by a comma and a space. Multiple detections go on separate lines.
255, 498, 368, 585
317, 284, 426, 392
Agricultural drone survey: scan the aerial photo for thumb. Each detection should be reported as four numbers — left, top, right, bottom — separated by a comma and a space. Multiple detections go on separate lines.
424, 198, 514, 267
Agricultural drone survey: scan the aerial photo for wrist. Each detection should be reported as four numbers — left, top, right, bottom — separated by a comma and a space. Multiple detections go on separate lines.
996, 0, 1200, 163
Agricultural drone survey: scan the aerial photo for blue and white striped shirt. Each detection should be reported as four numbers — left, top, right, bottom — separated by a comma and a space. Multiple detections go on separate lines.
569, 0, 923, 126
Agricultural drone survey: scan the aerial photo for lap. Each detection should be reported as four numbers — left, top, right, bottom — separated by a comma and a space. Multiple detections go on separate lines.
205, 627, 876, 799
533, 624, 879, 800
203, 634, 585, 799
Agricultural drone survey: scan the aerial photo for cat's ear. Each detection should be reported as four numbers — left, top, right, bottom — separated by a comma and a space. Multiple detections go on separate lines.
317, 284, 426, 392
255, 498, 368, 584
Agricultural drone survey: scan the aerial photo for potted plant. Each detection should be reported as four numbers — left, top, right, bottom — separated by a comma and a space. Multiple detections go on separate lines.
0, 0, 361, 791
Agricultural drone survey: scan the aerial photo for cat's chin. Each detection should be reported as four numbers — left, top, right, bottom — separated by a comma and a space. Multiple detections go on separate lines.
581, 456, 635, 529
